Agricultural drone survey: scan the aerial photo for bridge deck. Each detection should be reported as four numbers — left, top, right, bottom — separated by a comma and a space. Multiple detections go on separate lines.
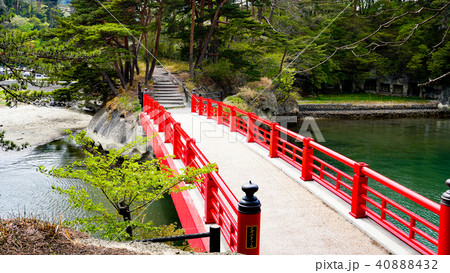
168, 107, 391, 255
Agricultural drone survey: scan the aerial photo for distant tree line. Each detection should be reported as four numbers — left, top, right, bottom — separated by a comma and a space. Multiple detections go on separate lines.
1, 0, 449, 105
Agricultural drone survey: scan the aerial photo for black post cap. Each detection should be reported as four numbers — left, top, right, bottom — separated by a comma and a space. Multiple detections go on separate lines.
441, 179, 450, 207
238, 181, 261, 214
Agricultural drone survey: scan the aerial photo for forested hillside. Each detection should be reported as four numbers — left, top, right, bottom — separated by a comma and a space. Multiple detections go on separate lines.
1, 0, 449, 105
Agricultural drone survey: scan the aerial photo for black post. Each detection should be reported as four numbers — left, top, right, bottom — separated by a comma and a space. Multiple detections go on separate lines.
138, 82, 143, 109
209, 225, 221, 253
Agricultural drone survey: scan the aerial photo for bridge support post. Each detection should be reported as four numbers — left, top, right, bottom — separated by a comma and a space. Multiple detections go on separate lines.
237, 181, 261, 255
301, 137, 314, 181
350, 162, 369, 218
269, 122, 279, 158
230, 107, 237, 132
438, 179, 450, 255
191, 95, 197, 113
217, 103, 223, 125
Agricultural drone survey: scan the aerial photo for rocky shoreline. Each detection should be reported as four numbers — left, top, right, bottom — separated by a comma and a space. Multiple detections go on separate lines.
295, 102, 450, 119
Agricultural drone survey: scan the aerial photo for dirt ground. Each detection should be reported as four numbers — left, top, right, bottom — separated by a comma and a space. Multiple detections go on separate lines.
0, 218, 194, 255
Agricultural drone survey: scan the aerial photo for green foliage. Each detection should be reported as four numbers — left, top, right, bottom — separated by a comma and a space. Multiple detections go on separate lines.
200, 59, 237, 82
38, 130, 216, 241
3, 90, 46, 107
273, 68, 297, 95
115, 92, 141, 113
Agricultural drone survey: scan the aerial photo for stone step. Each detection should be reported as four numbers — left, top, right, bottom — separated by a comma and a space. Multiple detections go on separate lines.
150, 90, 182, 94
150, 90, 184, 96
159, 101, 185, 104
154, 96, 183, 100
154, 97, 184, 102
153, 85, 180, 89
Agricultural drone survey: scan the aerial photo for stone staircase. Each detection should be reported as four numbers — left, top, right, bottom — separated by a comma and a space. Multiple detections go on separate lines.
150, 66, 185, 108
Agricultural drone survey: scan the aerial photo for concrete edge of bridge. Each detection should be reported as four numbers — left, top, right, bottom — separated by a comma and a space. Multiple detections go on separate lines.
192, 113, 421, 255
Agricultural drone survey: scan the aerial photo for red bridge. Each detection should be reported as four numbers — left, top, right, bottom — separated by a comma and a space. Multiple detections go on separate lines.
140, 93, 450, 255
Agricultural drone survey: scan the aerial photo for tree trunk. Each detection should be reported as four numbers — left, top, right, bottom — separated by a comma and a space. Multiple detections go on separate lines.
132, 38, 139, 78
100, 70, 117, 96
195, 0, 228, 67
189, 0, 196, 79
123, 36, 130, 85
114, 61, 127, 89
269, 4, 274, 22
144, 32, 150, 85
118, 201, 133, 238
147, 5, 162, 80
257, 7, 263, 23
279, 48, 287, 75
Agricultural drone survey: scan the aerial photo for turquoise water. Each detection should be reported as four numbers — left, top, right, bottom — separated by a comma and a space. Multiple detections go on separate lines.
0, 137, 180, 227
296, 118, 450, 202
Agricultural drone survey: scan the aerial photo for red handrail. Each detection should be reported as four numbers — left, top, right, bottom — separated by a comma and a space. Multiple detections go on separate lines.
192, 94, 449, 255
142, 95, 258, 254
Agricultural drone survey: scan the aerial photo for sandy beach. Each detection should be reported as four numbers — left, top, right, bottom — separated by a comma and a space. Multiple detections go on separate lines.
0, 104, 93, 146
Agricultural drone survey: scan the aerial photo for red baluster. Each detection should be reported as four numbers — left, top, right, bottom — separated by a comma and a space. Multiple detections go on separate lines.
230, 107, 237, 132
217, 102, 223, 125
207, 99, 212, 119
204, 174, 216, 224
184, 138, 196, 167
191, 95, 197, 113
269, 122, 279, 158
301, 137, 314, 181
246, 113, 255, 142
198, 97, 204, 116
172, 122, 181, 159
350, 162, 369, 219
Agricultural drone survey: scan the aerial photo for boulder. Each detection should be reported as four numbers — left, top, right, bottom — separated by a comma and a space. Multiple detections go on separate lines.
86, 107, 152, 156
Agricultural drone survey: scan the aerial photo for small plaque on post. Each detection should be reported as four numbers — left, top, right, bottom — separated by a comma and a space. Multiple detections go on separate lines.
246, 226, 258, 249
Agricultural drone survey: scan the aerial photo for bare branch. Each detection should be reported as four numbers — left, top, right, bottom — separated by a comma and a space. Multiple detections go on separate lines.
296, 49, 338, 73
295, 3, 450, 75
418, 71, 450, 87
340, 3, 449, 51
430, 25, 450, 55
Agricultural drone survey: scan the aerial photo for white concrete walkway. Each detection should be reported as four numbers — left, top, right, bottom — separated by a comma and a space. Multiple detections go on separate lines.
166, 107, 420, 255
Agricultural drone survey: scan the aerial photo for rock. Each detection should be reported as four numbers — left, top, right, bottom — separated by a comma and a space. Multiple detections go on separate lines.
86, 106, 152, 156
438, 103, 449, 111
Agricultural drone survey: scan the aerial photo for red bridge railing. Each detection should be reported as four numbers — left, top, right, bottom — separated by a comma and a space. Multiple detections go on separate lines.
141, 94, 260, 254
191, 95, 450, 255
